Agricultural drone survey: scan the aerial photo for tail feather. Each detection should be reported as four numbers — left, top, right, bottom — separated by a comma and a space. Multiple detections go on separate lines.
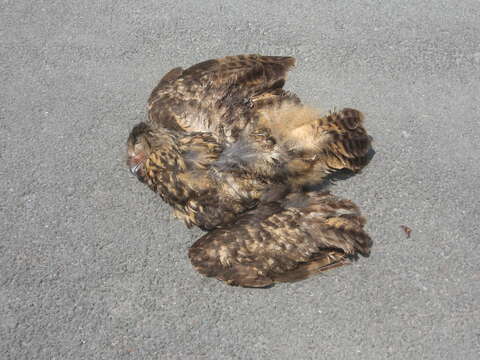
321, 108, 372, 171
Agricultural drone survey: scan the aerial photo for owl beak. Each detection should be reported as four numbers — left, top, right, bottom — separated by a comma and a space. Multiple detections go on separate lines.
129, 162, 142, 176
127, 154, 146, 178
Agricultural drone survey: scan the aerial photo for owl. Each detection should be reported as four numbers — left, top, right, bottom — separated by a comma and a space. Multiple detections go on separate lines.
127, 55, 372, 286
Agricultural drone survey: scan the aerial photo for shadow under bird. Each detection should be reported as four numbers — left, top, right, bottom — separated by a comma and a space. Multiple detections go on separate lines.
127, 54, 373, 287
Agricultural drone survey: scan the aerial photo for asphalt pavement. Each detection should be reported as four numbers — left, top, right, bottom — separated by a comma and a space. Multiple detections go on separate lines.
1, 1, 479, 359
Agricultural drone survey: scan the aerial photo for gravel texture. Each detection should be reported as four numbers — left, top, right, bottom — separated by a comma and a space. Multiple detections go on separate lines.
1, 1, 479, 359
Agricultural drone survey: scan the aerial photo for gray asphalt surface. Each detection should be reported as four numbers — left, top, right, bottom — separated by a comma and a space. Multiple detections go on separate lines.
1, 1, 479, 359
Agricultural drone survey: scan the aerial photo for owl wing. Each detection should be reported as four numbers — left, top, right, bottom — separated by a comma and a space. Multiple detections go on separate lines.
178, 54, 295, 94
147, 55, 297, 138
188, 191, 371, 287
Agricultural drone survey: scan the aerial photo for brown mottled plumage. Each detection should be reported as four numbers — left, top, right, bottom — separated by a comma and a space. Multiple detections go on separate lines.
147, 54, 298, 141
127, 55, 372, 286
189, 191, 371, 287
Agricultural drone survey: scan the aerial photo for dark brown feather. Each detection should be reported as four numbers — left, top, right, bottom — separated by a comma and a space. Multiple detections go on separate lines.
147, 55, 297, 141
188, 192, 371, 287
